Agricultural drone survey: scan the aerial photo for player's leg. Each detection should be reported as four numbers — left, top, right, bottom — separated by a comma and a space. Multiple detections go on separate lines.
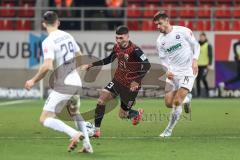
118, 100, 144, 125
196, 66, 203, 97
118, 86, 144, 125
66, 96, 93, 153
182, 76, 195, 113
40, 91, 84, 151
164, 91, 177, 108
164, 77, 177, 108
94, 89, 115, 138
160, 87, 189, 137
159, 91, 176, 137
73, 114, 93, 153
160, 75, 195, 137
40, 110, 82, 138
201, 66, 209, 97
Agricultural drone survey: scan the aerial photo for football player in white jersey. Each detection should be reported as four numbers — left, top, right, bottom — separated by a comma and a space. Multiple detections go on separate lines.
25, 11, 93, 153
153, 11, 200, 137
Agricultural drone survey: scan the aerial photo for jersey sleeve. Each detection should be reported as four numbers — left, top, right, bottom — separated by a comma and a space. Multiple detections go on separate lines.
133, 47, 151, 82
134, 47, 148, 62
156, 40, 165, 58
156, 41, 168, 67
42, 39, 55, 60
92, 51, 116, 66
183, 28, 200, 60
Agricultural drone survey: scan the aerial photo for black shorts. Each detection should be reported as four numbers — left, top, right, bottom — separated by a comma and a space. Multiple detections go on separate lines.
104, 79, 139, 111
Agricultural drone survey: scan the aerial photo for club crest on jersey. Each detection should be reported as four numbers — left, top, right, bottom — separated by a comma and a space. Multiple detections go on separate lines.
176, 34, 180, 39
124, 54, 129, 61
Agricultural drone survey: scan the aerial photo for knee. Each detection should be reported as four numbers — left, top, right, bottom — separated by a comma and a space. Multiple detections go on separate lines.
39, 117, 46, 126
97, 98, 106, 105
173, 98, 182, 107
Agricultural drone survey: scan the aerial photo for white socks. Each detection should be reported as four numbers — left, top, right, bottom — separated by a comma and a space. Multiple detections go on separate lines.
43, 117, 78, 138
74, 120, 90, 144
165, 105, 182, 132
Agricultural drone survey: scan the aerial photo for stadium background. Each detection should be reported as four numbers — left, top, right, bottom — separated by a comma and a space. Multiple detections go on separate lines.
1, 1, 240, 160
0, 0, 239, 98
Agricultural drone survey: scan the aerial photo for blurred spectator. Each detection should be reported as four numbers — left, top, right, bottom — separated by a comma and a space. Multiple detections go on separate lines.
105, 0, 124, 30
49, 0, 80, 30
196, 32, 212, 97
53, 0, 73, 16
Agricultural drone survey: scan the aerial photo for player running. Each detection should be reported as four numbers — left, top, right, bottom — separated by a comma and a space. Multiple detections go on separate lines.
25, 11, 93, 153
82, 26, 151, 138
153, 11, 200, 137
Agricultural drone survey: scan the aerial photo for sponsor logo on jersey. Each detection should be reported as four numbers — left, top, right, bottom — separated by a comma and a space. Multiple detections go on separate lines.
166, 43, 182, 53
124, 54, 129, 61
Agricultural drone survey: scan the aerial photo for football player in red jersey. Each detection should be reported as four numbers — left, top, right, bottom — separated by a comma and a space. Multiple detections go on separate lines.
82, 26, 151, 138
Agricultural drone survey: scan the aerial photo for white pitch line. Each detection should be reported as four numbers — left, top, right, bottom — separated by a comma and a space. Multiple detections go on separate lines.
0, 99, 35, 106
0, 136, 240, 140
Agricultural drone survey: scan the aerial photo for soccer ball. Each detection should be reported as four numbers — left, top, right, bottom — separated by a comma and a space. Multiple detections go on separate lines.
85, 121, 95, 137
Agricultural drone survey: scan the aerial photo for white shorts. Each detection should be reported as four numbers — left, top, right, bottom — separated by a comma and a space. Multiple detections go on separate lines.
166, 75, 196, 92
43, 90, 78, 113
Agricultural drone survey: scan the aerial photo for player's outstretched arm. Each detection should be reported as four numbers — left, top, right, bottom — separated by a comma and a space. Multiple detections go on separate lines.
81, 51, 116, 71
25, 59, 53, 90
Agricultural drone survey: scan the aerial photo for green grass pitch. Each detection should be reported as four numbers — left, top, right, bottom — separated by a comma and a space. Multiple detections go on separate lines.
0, 98, 240, 160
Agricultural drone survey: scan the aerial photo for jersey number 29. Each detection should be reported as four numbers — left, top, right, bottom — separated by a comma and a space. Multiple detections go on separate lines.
61, 41, 74, 64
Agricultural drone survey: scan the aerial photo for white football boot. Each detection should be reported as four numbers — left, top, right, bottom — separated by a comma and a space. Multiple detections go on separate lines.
79, 142, 93, 154
159, 129, 172, 138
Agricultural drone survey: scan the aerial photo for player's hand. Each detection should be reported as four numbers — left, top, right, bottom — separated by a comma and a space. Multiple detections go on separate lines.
80, 64, 93, 71
192, 59, 198, 76
166, 71, 174, 80
130, 81, 139, 91
25, 79, 35, 91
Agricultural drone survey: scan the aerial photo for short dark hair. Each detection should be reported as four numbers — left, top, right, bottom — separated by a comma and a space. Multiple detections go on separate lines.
153, 11, 169, 22
43, 11, 58, 25
116, 25, 129, 35
200, 32, 206, 37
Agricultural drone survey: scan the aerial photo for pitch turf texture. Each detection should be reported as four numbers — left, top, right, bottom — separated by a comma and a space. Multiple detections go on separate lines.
0, 98, 240, 160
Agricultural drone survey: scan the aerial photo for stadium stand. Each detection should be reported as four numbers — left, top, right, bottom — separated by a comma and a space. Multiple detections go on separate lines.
0, 0, 239, 31
198, 4, 211, 18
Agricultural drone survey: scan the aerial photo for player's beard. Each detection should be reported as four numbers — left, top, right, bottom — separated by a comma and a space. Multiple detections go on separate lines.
119, 41, 128, 49
159, 28, 166, 34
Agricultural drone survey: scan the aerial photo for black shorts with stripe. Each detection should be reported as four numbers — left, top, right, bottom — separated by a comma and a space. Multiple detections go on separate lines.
104, 79, 139, 111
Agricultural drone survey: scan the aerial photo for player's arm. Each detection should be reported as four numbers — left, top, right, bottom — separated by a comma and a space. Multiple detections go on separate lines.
25, 39, 54, 90
25, 59, 53, 90
31, 59, 53, 82
184, 28, 200, 75
157, 42, 173, 80
129, 48, 151, 91
134, 48, 151, 79
82, 51, 117, 71
184, 29, 200, 60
